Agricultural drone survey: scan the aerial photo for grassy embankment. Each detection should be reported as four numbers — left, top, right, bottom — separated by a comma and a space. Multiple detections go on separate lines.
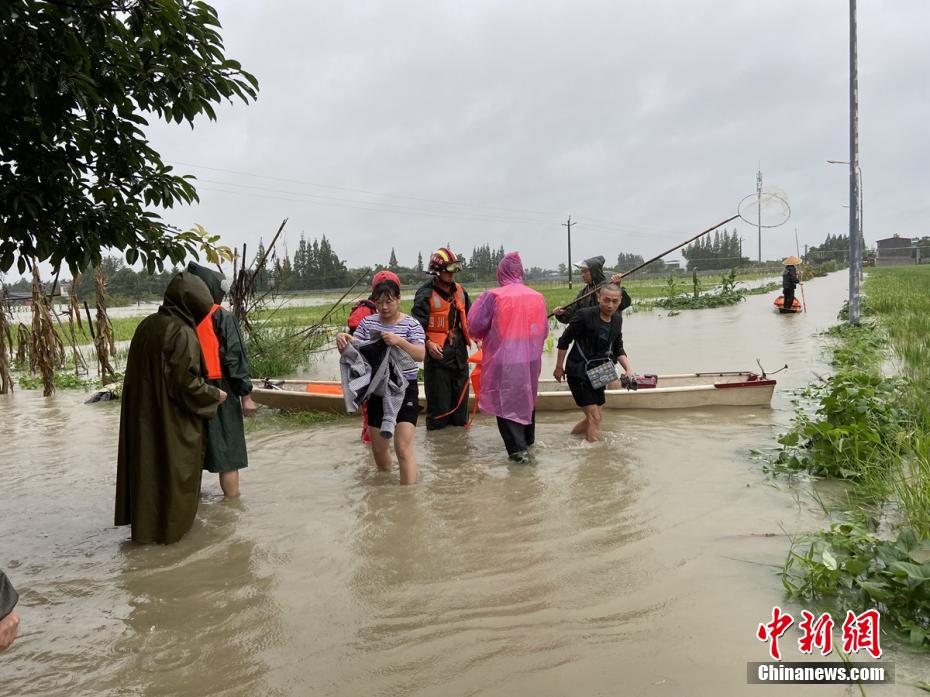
767, 265, 930, 650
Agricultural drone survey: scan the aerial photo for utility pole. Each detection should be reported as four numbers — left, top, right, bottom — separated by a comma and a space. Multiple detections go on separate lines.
756, 169, 763, 263
563, 216, 575, 289
848, 0, 861, 325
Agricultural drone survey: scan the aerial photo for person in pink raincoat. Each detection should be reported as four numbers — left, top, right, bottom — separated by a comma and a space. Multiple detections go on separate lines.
467, 252, 548, 463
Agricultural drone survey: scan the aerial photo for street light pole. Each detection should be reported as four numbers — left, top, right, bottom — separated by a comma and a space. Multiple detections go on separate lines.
563, 216, 575, 289
756, 170, 763, 263
848, 0, 861, 325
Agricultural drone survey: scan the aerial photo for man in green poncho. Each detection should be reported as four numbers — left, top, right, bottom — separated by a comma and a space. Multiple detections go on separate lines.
115, 271, 227, 544
186, 262, 256, 497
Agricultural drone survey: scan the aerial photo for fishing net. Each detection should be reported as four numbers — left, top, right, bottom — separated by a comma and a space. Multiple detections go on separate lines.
737, 189, 791, 228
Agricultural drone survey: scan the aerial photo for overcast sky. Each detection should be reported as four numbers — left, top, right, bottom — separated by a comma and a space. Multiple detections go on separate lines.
130, 1, 929, 273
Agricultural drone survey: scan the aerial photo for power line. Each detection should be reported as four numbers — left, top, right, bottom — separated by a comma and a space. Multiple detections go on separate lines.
196, 186, 556, 225
173, 161, 561, 219
171, 159, 686, 238
194, 178, 556, 225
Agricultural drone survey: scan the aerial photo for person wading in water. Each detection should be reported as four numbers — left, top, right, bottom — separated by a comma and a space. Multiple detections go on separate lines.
411, 248, 472, 430
335, 277, 426, 484
347, 270, 402, 444
553, 284, 633, 442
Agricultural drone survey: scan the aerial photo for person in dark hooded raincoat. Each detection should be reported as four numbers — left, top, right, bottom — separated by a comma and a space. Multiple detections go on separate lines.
186, 262, 256, 497
553, 255, 631, 389
115, 271, 226, 544
552, 255, 630, 324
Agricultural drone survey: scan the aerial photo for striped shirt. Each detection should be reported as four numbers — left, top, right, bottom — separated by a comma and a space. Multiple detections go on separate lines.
354, 313, 425, 380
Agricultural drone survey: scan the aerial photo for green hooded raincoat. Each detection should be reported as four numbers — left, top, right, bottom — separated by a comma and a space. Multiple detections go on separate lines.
186, 262, 253, 474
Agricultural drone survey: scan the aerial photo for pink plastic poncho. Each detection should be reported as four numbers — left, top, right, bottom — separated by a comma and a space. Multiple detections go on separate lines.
467, 252, 548, 425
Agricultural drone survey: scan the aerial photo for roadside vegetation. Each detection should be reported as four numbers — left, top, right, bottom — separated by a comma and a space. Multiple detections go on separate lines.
766, 265, 930, 648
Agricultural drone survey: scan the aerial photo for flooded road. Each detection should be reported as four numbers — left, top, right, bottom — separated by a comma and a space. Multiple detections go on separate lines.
1, 271, 923, 695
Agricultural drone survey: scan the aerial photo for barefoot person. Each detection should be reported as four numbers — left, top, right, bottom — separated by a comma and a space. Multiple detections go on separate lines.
553, 284, 633, 442
187, 262, 257, 498
346, 270, 402, 445
335, 277, 425, 484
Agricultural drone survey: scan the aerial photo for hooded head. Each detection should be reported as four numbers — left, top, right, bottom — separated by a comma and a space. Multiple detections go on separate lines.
574, 256, 606, 284
496, 252, 525, 286
162, 271, 215, 327
186, 261, 228, 305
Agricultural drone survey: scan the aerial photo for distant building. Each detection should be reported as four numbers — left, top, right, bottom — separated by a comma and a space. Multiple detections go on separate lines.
876, 235, 914, 266
663, 260, 681, 271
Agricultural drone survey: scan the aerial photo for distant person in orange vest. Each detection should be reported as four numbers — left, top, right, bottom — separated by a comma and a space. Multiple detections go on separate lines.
187, 262, 257, 498
347, 269, 402, 444
411, 248, 472, 430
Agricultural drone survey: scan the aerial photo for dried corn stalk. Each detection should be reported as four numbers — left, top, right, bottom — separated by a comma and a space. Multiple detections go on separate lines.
15, 322, 30, 367
30, 266, 58, 396
69, 272, 83, 331
0, 300, 12, 394
94, 266, 116, 382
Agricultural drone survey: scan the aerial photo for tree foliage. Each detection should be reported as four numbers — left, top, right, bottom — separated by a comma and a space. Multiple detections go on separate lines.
264, 235, 350, 291
616, 252, 645, 271
681, 228, 745, 271
468, 244, 505, 276
0, 0, 258, 275
805, 234, 850, 264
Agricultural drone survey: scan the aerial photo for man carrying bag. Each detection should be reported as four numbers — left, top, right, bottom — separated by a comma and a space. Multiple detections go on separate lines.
553, 284, 634, 442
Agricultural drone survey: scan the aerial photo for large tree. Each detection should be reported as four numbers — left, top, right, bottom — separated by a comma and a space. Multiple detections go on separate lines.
0, 0, 258, 275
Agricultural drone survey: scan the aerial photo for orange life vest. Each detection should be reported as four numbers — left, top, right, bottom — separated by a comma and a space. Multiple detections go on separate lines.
196, 304, 223, 380
426, 284, 470, 347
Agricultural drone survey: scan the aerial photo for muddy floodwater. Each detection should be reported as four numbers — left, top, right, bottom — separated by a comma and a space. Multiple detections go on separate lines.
1, 271, 925, 696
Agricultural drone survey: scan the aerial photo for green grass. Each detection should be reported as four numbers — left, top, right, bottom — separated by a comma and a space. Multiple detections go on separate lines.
771, 265, 930, 649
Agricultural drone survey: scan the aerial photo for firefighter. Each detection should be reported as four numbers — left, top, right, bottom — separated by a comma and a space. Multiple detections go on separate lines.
411, 248, 472, 430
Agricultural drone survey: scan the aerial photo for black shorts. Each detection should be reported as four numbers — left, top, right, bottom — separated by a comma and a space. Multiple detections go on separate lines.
366, 380, 421, 428
567, 375, 605, 407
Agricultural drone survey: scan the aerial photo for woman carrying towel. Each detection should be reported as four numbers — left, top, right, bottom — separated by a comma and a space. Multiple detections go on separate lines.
335, 277, 425, 484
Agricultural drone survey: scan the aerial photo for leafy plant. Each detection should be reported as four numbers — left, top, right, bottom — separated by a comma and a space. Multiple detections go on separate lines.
19, 372, 92, 390
0, 1, 258, 274
771, 370, 909, 480
783, 523, 930, 647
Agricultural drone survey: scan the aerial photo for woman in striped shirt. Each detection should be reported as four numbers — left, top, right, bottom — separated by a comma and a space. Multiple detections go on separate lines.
336, 278, 425, 484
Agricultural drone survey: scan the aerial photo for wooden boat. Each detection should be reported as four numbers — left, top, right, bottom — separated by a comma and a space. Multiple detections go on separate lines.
251, 371, 776, 413
774, 295, 802, 313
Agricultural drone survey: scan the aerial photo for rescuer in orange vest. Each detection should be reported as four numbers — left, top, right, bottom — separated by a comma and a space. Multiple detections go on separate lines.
411, 248, 472, 430
187, 262, 257, 498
